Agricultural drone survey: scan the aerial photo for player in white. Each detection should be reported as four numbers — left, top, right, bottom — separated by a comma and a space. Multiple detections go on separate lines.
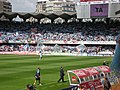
39, 50, 42, 60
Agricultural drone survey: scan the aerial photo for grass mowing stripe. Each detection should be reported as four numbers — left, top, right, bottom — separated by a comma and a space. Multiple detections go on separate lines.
0, 55, 112, 90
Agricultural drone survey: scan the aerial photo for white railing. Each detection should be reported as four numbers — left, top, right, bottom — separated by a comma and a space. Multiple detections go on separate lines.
0, 51, 114, 56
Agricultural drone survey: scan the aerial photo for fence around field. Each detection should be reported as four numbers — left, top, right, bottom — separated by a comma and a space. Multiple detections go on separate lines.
0, 51, 114, 56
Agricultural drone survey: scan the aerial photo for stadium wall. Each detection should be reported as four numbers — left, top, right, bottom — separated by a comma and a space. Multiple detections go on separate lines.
0, 51, 113, 56
43, 41, 116, 45
3, 40, 116, 45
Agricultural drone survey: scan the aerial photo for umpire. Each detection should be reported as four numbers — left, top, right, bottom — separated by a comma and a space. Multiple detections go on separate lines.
58, 67, 65, 82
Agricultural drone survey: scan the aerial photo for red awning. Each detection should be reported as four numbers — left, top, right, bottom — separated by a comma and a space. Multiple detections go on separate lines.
73, 67, 100, 78
70, 66, 110, 78
73, 69, 88, 78
83, 68, 100, 76
97, 66, 111, 73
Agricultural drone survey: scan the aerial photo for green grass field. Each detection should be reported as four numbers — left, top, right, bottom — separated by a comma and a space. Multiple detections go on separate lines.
0, 55, 113, 90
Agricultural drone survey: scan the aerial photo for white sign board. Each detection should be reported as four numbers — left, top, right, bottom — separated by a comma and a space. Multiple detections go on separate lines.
76, 4, 90, 18
108, 3, 120, 17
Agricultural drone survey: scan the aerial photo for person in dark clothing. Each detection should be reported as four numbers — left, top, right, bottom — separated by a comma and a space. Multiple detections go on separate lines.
103, 61, 108, 66
34, 67, 41, 85
103, 77, 111, 90
26, 84, 36, 90
58, 67, 65, 82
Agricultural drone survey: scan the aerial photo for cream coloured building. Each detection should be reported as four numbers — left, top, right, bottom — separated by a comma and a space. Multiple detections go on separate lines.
36, 0, 76, 13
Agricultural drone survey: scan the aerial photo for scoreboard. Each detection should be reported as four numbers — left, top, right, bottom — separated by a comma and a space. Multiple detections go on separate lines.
90, 4, 108, 17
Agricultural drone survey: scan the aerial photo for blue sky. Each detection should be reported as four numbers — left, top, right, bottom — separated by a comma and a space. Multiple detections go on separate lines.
8, 0, 37, 12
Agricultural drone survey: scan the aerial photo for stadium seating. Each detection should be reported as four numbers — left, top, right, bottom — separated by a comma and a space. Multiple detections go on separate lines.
0, 20, 119, 55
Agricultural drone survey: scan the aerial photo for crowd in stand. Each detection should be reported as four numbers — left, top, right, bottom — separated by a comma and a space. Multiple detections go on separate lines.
0, 20, 119, 54
0, 21, 120, 43
0, 45, 36, 52
0, 44, 114, 55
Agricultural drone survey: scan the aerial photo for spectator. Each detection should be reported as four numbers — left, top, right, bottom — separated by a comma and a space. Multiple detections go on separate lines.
103, 77, 111, 90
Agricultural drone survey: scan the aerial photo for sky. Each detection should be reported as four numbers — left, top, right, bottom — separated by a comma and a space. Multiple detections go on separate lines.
8, 0, 38, 12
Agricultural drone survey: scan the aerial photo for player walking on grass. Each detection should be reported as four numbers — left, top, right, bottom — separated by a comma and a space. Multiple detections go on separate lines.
58, 67, 65, 82
39, 50, 42, 60
34, 67, 42, 86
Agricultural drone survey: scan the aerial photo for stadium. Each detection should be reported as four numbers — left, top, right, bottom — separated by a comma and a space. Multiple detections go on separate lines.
0, 0, 120, 90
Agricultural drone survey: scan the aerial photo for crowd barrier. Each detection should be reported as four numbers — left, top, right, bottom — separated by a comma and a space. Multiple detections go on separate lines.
0, 51, 114, 56
1, 40, 116, 45
0, 51, 36, 55
41, 41, 116, 45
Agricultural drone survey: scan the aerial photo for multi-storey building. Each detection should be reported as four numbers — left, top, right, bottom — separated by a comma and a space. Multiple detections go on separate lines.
0, 0, 12, 12
36, 1, 46, 13
36, 0, 76, 13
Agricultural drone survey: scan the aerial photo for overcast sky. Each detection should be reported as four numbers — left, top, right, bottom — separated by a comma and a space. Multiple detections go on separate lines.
8, 0, 37, 12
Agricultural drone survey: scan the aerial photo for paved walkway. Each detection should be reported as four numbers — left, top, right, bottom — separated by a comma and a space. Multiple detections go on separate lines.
111, 79, 120, 90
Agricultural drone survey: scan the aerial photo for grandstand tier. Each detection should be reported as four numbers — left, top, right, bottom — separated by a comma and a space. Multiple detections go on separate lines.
0, 19, 119, 56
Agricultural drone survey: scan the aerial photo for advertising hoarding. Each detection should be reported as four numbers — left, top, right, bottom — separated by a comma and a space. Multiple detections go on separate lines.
90, 4, 108, 17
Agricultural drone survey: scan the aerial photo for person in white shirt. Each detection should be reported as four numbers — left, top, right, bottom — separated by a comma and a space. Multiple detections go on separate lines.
39, 50, 42, 60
